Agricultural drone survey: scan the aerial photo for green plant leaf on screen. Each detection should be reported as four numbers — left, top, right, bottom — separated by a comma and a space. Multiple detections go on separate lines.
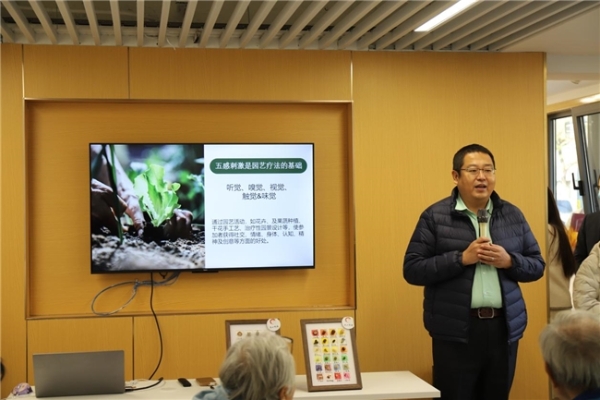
133, 164, 181, 227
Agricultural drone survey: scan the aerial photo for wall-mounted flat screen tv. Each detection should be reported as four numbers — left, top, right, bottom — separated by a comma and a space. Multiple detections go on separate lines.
90, 143, 314, 273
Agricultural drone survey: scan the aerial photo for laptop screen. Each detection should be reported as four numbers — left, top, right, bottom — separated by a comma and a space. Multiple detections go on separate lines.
33, 350, 125, 398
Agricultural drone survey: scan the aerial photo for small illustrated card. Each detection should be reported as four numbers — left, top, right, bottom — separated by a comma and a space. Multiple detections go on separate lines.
225, 318, 281, 349
300, 317, 362, 392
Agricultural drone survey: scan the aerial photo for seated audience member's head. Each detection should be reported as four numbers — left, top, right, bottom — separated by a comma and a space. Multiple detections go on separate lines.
194, 333, 295, 400
221, 334, 295, 400
539, 310, 600, 400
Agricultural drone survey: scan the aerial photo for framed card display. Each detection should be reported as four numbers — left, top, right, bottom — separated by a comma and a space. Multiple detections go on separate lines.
225, 319, 281, 349
300, 318, 362, 392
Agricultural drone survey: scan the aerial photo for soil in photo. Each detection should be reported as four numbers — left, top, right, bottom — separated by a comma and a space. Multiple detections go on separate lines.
91, 225, 205, 272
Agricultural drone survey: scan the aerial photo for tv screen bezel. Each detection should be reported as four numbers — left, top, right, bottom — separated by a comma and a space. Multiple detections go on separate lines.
89, 142, 315, 274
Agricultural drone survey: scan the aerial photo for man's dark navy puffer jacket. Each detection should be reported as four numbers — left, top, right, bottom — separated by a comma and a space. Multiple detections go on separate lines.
404, 188, 545, 344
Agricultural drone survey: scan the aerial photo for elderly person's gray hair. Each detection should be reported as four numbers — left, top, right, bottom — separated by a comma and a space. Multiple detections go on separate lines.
539, 310, 600, 394
220, 333, 295, 400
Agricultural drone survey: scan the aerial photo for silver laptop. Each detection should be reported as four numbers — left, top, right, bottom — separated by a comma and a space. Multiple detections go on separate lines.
33, 350, 125, 398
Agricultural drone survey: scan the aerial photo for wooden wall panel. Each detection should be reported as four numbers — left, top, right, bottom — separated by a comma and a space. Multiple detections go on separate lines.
352, 52, 548, 400
26, 101, 353, 317
0, 43, 27, 396
133, 310, 354, 380
2, 46, 549, 400
129, 49, 352, 101
23, 46, 129, 99
27, 318, 134, 383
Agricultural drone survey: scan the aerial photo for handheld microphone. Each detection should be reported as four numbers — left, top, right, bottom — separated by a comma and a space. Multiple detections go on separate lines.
477, 209, 489, 239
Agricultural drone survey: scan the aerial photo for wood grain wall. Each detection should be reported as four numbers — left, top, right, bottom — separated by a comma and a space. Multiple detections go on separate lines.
26, 101, 352, 317
1, 44, 28, 397
1, 44, 547, 399
351, 51, 548, 400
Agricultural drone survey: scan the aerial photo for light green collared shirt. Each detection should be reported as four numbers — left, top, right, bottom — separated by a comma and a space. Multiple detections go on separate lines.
455, 196, 503, 308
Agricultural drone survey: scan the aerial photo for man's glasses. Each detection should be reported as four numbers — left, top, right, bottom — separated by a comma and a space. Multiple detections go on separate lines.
460, 167, 495, 177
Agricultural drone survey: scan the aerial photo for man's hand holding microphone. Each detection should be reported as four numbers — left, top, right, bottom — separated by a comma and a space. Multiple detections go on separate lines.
462, 210, 512, 269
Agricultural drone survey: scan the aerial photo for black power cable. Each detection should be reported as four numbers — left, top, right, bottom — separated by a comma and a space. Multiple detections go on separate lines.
125, 377, 164, 392
148, 272, 164, 381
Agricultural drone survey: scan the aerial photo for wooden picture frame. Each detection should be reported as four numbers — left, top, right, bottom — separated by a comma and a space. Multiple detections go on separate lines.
225, 319, 280, 349
300, 318, 362, 392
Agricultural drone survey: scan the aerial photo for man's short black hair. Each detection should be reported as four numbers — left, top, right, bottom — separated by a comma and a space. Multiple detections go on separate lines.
453, 144, 496, 173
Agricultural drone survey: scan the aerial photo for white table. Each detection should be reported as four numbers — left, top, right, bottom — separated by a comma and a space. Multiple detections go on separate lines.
294, 371, 440, 399
29, 371, 440, 399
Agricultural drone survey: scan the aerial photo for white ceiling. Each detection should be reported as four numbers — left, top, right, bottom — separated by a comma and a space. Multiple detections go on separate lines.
502, 6, 600, 105
1, 1, 599, 105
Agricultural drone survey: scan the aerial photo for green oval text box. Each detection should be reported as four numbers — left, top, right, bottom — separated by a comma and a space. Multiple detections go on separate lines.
210, 158, 307, 174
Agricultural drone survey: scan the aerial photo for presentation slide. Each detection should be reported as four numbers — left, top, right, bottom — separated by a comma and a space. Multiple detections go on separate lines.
204, 144, 315, 269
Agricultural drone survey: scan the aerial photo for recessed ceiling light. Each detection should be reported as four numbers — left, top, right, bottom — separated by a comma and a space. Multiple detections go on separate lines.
581, 94, 600, 104
415, 0, 479, 32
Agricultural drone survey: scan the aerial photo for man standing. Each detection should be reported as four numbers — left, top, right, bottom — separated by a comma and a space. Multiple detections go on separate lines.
539, 310, 600, 400
404, 144, 545, 400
